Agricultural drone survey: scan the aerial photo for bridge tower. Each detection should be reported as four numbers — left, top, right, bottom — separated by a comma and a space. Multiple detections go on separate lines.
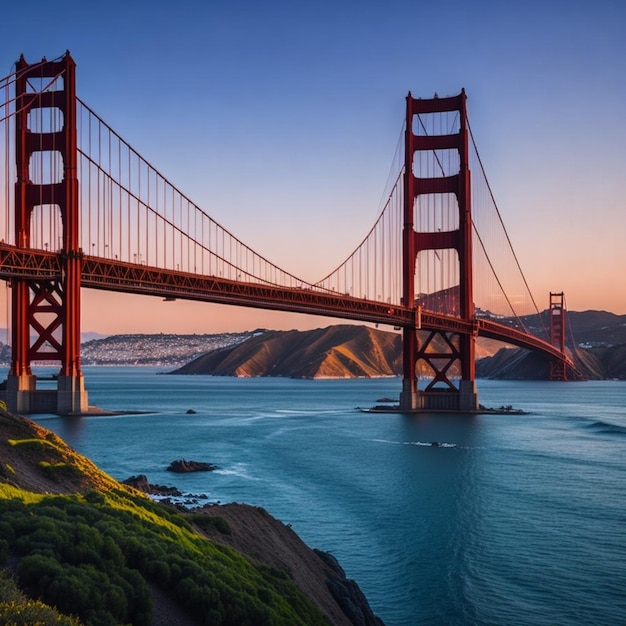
548, 292, 568, 381
6, 52, 87, 414
400, 91, 478, 412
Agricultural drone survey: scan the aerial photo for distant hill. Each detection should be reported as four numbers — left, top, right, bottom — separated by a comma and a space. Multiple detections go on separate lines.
170, 325, 510, 379
171, 325, 403, 378
586, 344, 626, 379
567, 310, 626, 347
79, 332, 252, 367
171, 310, 626, 381
476, 310, 626, 380
475, 345, 607, 380
516, 310, 626, 347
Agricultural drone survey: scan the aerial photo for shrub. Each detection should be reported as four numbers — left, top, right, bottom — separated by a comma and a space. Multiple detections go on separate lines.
0, 599, 82, 625
1, 487, 329, 626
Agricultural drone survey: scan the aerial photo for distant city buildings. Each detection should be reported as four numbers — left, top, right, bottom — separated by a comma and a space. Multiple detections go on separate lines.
0, 332, 254, 367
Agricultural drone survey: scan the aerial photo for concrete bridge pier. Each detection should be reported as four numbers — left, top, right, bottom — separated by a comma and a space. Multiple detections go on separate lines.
458, 380, 479, 412
399, 378, 478, 413
5, 373, 37, 414
57, 374, 89, 415
4, 373, 88, 416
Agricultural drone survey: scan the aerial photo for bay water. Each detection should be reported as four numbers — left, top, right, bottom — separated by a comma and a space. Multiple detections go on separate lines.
15, 367, 626, 625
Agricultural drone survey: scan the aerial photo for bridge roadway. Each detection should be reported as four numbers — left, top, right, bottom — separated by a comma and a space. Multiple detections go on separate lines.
0, 243, 572, 366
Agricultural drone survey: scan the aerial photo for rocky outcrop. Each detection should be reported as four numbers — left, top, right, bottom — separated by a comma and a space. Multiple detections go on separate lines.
314, 550, 384, 626
122, 474, 182, 496
166, 459, 217, 472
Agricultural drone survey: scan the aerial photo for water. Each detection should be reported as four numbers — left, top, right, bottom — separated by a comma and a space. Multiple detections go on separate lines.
17, 367, 626, 625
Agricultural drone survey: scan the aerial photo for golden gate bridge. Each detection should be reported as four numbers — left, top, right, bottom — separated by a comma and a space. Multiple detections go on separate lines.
0, 52, 580, 415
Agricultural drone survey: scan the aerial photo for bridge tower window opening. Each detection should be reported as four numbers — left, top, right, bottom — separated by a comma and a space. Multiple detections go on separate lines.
23, 75, 64, 95
28, 150, 64, 186
27, 106, 64, 134
30, 204, 62, 252
411, 109, 461, 138
413, 149, 460, 180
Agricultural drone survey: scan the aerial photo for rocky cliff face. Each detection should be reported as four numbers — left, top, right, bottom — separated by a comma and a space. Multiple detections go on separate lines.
193, 503, 384, 626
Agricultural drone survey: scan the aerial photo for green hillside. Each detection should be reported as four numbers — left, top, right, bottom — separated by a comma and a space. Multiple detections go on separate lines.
0, 410, 338, 626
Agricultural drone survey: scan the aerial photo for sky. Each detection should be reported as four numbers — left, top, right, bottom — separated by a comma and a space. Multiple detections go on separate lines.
1, 0, 624, 335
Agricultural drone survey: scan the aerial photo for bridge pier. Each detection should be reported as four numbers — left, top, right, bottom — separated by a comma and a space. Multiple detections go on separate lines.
4, 373, 88, 416
400, 379, 421, 411
458, 380, 478, 411
5, 374, 37, 414
399, 380, 478, 413
57, 374, 89, 415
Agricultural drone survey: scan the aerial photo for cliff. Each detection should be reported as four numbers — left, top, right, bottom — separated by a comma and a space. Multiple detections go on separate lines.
0, 409, 383, 625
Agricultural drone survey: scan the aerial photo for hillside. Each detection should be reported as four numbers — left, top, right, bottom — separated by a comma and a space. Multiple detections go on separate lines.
0, 409, 383, 626
169, 312, 626, 381
475, 310, 626, 380
475, 346, 607, 380
172, 325, 401, 378
170, 324, 501, 379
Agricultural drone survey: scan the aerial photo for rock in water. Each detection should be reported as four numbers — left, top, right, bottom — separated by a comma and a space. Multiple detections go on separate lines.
166, 459, 216, 473
122, 474, 182, 496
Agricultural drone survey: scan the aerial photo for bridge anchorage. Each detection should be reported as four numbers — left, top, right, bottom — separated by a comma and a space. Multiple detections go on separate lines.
0, 53, 579, 415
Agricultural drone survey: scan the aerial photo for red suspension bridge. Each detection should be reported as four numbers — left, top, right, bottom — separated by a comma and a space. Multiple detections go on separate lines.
0, 52, 579, 415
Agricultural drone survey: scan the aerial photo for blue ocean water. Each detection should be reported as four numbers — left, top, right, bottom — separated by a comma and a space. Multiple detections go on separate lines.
18, 368, 626, 626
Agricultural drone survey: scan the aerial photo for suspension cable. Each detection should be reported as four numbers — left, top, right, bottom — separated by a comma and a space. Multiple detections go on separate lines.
467, 118, 547, 333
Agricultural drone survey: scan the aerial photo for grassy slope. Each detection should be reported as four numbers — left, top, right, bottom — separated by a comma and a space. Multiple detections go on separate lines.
0, 409, 331, 626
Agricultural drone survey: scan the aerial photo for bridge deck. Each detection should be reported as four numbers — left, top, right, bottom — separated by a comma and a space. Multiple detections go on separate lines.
0, 243, 574, 368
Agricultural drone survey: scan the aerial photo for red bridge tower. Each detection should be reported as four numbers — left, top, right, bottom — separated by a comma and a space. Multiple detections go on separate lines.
7, 52, 87, 414
400, 91, 478, 412
548, 292, 568, 381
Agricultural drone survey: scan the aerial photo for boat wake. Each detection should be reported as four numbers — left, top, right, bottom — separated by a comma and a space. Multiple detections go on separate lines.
371, 438, 457, 448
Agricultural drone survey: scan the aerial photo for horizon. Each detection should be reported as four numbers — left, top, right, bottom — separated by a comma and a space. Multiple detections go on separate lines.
0, 1, 624, 334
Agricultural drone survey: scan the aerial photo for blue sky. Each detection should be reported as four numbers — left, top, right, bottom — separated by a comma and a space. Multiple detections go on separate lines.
1, 0, 624, 333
